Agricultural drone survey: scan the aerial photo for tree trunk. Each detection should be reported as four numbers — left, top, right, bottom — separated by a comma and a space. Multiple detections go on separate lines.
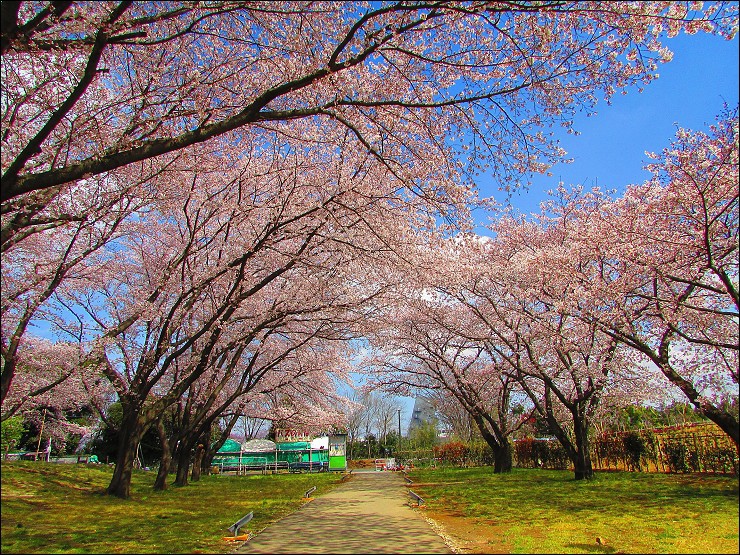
539, 385, 593, 480
572, 417, 594, 480
542, 406, 580, 475
493, 439, 513, 473
203, 447, 216, 475
703, 410, 740, 456
173, 442, 191, 487
107, 412, 144, 499
153, 416, 171, 491
472, 414, 512, 474
661, 363, 740, 454
191, 443, 205, 482
0, 355, 17, 405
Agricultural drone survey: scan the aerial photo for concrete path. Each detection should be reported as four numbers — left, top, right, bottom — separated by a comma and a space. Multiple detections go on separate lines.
235, 470, 452, 554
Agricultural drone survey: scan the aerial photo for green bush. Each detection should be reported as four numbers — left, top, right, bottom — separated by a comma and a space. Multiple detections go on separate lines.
700, 444, 738, 474
622, 431, 659, 472
1, 416, 26, 456
663, 441, 700, 473
467, 440, 496, 466
538, 440, 569, 470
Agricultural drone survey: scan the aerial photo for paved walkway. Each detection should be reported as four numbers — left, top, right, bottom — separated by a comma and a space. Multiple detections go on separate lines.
235, 470, 453, 554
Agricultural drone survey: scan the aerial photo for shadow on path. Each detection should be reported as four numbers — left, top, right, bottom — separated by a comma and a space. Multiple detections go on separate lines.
235, 471, 452, 554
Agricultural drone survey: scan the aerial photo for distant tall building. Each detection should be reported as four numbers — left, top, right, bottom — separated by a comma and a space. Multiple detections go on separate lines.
407, 396, 438, 434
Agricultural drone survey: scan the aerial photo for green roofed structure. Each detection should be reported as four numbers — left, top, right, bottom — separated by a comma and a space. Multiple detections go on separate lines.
212, 438, 279, 473
212, 434, 347, 474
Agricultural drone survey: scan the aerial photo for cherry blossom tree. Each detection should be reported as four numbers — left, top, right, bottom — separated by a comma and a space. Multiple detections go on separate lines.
0, 174, 147, 404
47, 136, 412, 498
3, 1, 738, 494
0, 336, 113, 453
434, 229, 644, 479
362, 107, 737, 478
4, 1, 736, 215
364, 279, 524, 472
573, 110, 739, 451
484, 107, 738, 456
4, 0, 737, 414
499, 312, 633, 480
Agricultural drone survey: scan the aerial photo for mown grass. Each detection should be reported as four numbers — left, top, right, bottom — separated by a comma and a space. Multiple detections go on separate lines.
1, 461, 344, 554
409, 466, 739, 554
3, 462, 738, 554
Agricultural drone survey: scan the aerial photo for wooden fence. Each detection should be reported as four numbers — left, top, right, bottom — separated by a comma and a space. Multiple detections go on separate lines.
591, 421, 737, 474
513, 422, 737, 475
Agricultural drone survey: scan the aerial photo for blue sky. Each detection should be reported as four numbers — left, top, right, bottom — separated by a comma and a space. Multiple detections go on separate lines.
475, 30, 740, 227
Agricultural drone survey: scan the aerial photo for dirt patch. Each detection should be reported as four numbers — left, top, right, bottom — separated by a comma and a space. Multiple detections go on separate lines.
417, 508, 513, 554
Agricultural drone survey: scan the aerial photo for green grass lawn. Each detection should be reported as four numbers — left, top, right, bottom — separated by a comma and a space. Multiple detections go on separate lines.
1, 461, 344, 554
3, 462, 738, 554
408, 466, 740, 554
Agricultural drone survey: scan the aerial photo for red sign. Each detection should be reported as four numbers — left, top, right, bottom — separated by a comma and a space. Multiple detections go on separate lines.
275, 429, 312, 442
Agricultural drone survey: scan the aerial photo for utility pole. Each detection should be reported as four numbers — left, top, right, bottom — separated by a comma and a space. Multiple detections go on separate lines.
397, 408, 401, 458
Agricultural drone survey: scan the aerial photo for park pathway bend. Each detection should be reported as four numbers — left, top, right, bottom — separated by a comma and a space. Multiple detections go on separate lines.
235, 470, 453, 554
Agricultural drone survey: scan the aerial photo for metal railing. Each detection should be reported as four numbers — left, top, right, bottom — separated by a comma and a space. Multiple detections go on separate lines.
408, 489, 424, 506
227, 511, 253, 537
